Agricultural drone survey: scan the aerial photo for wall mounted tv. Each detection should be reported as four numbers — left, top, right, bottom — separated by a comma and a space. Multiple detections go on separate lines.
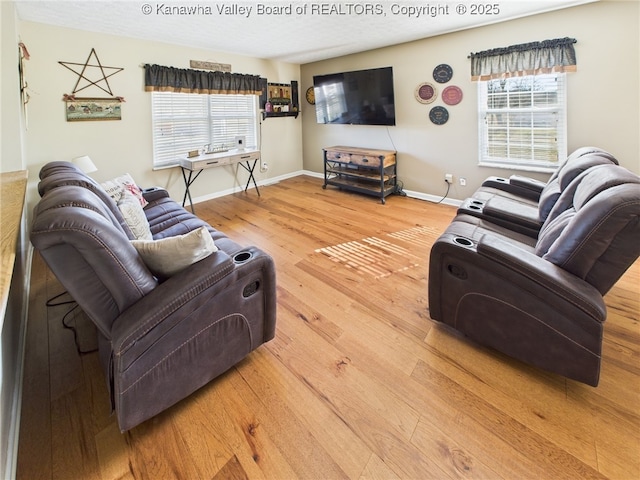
313, 66, 396, 126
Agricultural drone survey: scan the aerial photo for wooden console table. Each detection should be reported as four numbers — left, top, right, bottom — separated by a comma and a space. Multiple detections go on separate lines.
323, 146, 397, 204
1, 170, 28, 322
179, 149, 261, 213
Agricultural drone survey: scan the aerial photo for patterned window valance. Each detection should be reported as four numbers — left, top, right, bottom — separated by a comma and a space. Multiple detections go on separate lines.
470, 37, 577, 81
144, 64, 262, 95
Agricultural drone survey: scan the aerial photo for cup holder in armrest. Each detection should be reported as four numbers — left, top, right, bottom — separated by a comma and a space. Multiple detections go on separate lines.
459, 198, 485, 213
233, 251, 253, 263
453, 236, 474, 247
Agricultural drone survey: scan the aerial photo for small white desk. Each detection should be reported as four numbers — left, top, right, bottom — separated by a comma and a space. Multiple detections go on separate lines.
179, 148, 261, 213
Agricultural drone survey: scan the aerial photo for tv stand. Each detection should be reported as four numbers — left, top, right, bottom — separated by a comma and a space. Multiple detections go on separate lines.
322, 146, 397, 204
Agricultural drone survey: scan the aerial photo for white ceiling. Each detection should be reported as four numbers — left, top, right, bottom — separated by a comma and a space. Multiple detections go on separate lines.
15, 0, 597, 64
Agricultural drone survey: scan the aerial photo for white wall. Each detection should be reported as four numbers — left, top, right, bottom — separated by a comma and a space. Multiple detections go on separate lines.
300, 1, 640, 201
19, 20, 303, 207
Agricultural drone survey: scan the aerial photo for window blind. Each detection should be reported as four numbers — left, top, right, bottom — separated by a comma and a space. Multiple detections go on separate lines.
151, 91, 258, 168
478, 73, 567, 168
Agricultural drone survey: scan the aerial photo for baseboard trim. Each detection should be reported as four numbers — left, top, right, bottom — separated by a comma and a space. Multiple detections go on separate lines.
189, 170, 463, 207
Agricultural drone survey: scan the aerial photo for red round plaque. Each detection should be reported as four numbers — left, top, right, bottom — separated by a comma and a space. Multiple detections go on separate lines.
442, 85, 463, 106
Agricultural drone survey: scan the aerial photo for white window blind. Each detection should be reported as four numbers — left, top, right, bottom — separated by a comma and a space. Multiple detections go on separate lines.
478, 73, 567, 170
151, 92, 258, 168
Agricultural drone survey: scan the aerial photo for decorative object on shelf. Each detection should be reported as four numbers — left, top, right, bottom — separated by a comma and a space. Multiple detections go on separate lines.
59, 48, 124, 96
441, 85, 463, 105
65, 97, 123, 122
414, 82, 437, 104
262, 80, 299, 119
433, 63, 453, 83
189, 60, 231, 72
268, 82, 292, 111
429, 106, 449, 125
306, 86, 315, 105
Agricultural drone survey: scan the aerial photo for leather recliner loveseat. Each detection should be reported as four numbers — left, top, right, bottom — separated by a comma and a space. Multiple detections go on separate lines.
30, 162, 277, 431
428, 160, 640, 386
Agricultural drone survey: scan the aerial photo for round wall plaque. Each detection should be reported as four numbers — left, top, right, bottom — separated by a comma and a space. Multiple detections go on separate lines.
442, 85, 463, 105
415, 82, 437, 104
429, 106, 449, 125
433, 64, 453, 83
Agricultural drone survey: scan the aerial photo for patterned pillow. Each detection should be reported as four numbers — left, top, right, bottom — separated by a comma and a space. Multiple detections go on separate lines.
131, 226, 218, 278
117, 189, 152, 240
101, 173, 148, 207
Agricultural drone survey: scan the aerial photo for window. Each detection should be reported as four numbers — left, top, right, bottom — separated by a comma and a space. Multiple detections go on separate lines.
478, 73, 567, 171
151, 92, 259, 169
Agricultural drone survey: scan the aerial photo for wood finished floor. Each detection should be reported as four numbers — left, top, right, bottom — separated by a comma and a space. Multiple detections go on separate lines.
17, 175, 640, 480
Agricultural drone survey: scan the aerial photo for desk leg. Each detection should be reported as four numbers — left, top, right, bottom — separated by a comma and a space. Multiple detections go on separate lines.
238, 159, 260, 197
181, 167, 202, 214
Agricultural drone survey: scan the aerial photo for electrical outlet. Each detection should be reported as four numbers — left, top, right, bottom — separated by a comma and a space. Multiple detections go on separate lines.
459, 177, 467, 186
444, 173, 453, 184
261, 161, 268, 172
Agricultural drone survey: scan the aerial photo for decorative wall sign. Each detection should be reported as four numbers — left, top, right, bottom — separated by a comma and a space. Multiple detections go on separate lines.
433, 64, 453, 83
429, 106, 449, 125
59, 48, 123, 96
190, 60, 231, 72
65, 97, 123, 121
415, 82, 437, 104
442, 85, 463, 105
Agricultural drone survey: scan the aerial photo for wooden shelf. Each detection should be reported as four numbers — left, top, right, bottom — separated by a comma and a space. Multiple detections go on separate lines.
262, 111, 299, 120
326, 165, 395, 183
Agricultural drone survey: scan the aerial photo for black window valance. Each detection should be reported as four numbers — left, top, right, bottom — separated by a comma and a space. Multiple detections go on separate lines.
144, 64, 262, 95
470, 37, 577, 81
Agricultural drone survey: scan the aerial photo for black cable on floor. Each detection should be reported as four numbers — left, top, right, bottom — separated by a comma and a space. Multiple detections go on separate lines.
46, 291, 98, 355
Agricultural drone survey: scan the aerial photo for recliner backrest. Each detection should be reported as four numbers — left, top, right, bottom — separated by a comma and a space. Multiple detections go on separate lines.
535, 165, 640, 294
537, 151, 618, 221
30, 185, 157, 337
38, 162, 135, 239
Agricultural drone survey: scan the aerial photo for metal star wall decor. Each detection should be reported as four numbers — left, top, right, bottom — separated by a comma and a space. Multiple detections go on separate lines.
59, 48, 123, 96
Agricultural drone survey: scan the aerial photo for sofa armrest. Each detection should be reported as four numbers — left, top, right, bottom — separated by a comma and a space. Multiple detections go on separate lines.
481, 175, 544, 201
508, 175, 546, 195
108, 245, 276, 430
476, 234, 606, 321
142, 187, 170, 203
111, 245, 276, 364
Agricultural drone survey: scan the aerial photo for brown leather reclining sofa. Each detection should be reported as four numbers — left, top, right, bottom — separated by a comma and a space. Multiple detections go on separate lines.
428, 148, 640, 386
30, 161, 277, 431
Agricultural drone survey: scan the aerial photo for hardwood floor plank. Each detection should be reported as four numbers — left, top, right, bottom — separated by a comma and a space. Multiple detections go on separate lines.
18, 176, 639, 479
232, 350, 351, 479
16, 253, 53, 480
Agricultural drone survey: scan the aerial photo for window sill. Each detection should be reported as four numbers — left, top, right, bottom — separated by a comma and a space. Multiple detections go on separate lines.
479, 161, 556, 174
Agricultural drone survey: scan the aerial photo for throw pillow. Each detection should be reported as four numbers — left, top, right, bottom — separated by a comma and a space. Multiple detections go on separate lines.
131, 226, 218, 278
117, 189, 153, 240
101, 173, 148, 207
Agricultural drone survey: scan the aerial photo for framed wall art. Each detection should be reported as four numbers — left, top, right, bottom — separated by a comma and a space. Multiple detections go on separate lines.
65, 97, 122, 121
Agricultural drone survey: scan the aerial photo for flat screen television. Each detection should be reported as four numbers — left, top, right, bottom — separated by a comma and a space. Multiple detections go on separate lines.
313, 67, 396, 126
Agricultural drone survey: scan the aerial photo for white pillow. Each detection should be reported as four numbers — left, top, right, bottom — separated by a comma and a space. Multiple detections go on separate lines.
101, 173, 148, 207
131, 226, 218, 278
117, 189, 153, 240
